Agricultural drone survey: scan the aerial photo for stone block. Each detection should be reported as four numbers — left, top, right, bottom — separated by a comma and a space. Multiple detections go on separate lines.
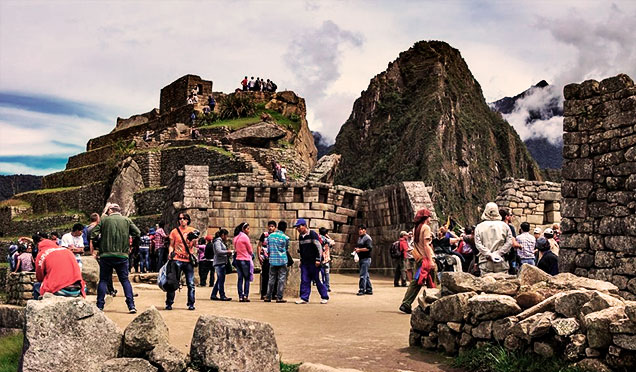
310, 202, 335, 212
562, 159, 593, 180
286, 202, 310, 210
323, 211, 349, 224
298, 210, 324, 219
605, 236, 636, 253
308, 219, 334, 230
335, 206, 357, 217
561, 199, 587, 218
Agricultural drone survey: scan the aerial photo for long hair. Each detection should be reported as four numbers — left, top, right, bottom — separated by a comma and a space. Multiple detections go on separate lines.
234, 222, 248, 237
215, 228, 229, 239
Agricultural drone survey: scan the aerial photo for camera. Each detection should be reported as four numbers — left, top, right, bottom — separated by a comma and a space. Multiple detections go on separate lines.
187, 230, 201, 241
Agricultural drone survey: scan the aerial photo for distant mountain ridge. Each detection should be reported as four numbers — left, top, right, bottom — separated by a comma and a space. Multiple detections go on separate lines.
0, 174, 42, 201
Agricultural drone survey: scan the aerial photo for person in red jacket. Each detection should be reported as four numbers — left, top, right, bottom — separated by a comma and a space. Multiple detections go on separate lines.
34, 234, 86, 299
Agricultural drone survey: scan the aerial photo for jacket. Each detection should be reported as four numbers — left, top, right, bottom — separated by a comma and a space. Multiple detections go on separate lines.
35, 239, 86, 297
91, 213, 140, 258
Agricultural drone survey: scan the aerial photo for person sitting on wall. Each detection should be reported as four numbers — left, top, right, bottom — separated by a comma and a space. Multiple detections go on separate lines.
33, 232, 86, 299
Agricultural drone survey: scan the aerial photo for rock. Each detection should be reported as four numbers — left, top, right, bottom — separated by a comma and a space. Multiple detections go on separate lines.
534, 342, 555, 357
549, 273, 619, 294
552, 318, 580, 337
565, 334, 587, 361
21, 296, 122, 372
190, 315, 279, 372
101, 358, 158, 372
483, 279, 520, 296
471, 321, 492, 339
424, 288, 442, 303
459, 332, 474, 347
147, 343, 188, 372
514, 291, 545, 309
81, 256, 100, 295
581, 292, 624, 316
504, 335, 524, 351
430, 292, 476, 322
409, 329, 421, 347
421, 334, 437, 350
441, 272, 495, 293
512, 312, 556, 340
605, 345, 636, 370
584, 306, 627, 348
609, 318, 636, 334
107, 157, 145, 216
575, 358, 612, 372
447, 322, 462, 333
554, 290, 594, 318
468, 294, 521, 320
437, 324, 457, 354
625, 301, 636, 322
284, 264, 301, 299
226, 122, 287, 146
298, 363, 363, 372
0, 304, 25, 329
410, 306, 435, 333
519, 264, 551, 286
585, 347, 601, 357
493, 318, 516, 342
123, 306, 169, 357
613, 334, 636, 350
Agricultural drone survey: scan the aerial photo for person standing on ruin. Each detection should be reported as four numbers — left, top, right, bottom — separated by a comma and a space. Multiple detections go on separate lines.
399, 208, 435, 314
265, 221, 290, 302
91, 203, 140, 313
248, 77, 255, 91
258, 221, 276, 300
241, 76, 248, 91
166, 213, 198, 310
208, 95, 216, 112
280, 165, 287, 184
516, 222, 536, 266
474, 202, 512, 275
233, 222, 254, 302
355, 225, 374, 296
295, 218, 329, 304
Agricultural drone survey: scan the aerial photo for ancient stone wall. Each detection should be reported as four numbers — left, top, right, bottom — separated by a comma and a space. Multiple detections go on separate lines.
495, 178, 562, 231
66, 144, 114, 170
42, 162, 110, 189
163, 165, 210, 234
560, 73, 636, 300
15, 181, 108, 216
6, 272, 36, 306
159, 146, 249, 186
160, 75, 213, 114
134, 187, 167, 216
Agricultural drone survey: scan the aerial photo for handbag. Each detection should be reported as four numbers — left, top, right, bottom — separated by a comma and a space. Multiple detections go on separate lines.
176, 228, 198, 267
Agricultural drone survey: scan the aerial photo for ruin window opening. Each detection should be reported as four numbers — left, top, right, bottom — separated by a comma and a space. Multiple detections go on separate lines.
246, 187, 255, 202
543, 201, 556, 224
196, 84, 203, 94
318, 188, 329, 204
334, 222, 343, 233
269, 188, 279, 203
293, 187, 304, 203
342, 193, 355, 209
222, 187, 231, 202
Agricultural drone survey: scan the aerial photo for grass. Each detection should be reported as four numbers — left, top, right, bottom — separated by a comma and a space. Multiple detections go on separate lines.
12, 210, 83, 222
0, 333, 23, 372
199, 116, 261, 130
199, 106, 301, 134
195, 144, 234, 158
280, 362, 301, 372
452, 344, 589, 372
0, 199, 31, 208
14, 186, 81, 197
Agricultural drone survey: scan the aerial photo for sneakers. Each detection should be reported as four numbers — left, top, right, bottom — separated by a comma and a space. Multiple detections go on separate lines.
129, 308, 137, 314
276, 299, 287, 303
165, 305, 172, 310
220, 297, 232, 301
264, 298, 272, 302
295, 299, 308, 304
320, 299, 328, 304
356, 291, 365, 296
188, 305, 195, 311
210, 296, 220, 301
365, 291, 373, 295
399, 304, 412, 314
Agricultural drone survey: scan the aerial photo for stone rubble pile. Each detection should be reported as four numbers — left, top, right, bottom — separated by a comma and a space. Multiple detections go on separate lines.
409, 266, 636, 371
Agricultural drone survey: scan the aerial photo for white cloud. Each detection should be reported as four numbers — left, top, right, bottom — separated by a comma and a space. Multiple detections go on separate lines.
0, 162, 60, 176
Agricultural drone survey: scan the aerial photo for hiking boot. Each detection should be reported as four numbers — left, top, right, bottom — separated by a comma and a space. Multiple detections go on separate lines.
295, 299, 308, 304
365, 291, 373, 295
220, 297, 232, 301
264, 298, 272, 302
399, 304, 412, 314
188, 305, 195, 311
276, 299, 287, 303
320, 299, 328, 304
129, 308, 137, 314
165, 305, 172, 310
210, 296, 220, 301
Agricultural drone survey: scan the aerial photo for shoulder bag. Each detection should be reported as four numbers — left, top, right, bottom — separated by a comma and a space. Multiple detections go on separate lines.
176, 228, 198, 267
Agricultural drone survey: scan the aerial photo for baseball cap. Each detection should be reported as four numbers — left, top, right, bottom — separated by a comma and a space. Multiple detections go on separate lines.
533, 227, 542, 234
544, 227, 554, 236
294, 218, 307, 227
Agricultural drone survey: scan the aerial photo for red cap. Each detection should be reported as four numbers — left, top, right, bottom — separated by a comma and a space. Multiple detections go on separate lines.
414, 208, 432, 223
205, 235, 213, 242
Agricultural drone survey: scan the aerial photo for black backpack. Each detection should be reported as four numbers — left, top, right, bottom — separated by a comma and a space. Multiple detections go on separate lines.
163, 260, 180, 292
389, 240, 402, 259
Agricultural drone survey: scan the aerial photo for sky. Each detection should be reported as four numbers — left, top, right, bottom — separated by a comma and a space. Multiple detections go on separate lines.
1, 0, 635, 175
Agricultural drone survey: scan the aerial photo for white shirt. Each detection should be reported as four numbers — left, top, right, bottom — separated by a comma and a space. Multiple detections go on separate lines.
280, 168, 287, 180
61, 232, 84, 250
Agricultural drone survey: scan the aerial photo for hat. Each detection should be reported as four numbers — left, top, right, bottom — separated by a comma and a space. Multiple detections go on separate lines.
536, 237, 550, 252
543, 227, 554, 238
481, 202, 501, 221
205, 235, 213, 242
294, 218, 307, 227
413, 208, 432, 223
533, 227, 542, 234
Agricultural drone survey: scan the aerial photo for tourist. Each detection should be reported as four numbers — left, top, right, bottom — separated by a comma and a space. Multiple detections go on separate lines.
270, 80, 277, 92
543, 228, 560, 256
406, 231, 415, 281
88, 212, 117, 296
85, 213, 100, 255
265, 221, 290, 302
552, 223, 561, 244
294, 218, 329, 304
399, 208, 435, 314
393, 231, 409, 287
129, 236, 140, 273
90, 203, 140, 313
210, 228, 233, 301
34, 233, 85, 300
455, 226, 475, 272
198, 236, 214, 287
233, 222, 254, 302
138, 229, 151, 273
516, 222, 536, 266
536, 237, 558, 275
50, 231, 62, 246
474, 202, 513, 274
355, 225, 373, 296
166, 213, 198, 310
190, 112, 196, 126
258, 221, 277, 300
280, 165, 287, 184
533, 227, 542, 240
61, 223, 86, 270
148, 227, 157, 272
7, 243, 18, 271
318, 227, 333, 292
14, 245, 34, 272
254, 77, 261, 92
241, 76, 248, 91
208, 95, 216, 112
153, 222, 168, 270
500, 209, 521, 274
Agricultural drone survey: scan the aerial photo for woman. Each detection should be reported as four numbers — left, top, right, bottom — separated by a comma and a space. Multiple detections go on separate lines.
210, 229, 233, 301
14, 245, 34, 273
198, 237, 214, 287
233, 222, 254, 302
166, 213, 197, 310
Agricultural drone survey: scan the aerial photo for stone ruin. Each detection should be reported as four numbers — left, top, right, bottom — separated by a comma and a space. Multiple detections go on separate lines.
495, 177, 562, 231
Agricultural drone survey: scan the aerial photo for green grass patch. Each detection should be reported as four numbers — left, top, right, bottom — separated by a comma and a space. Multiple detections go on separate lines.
15, 186, 81, 197
0, 199, 31, 208
199, 116, 261, 130
0, 333, 23, 372
453, 344, 589, 372
195, 145, 234, 157
12, 210, 83, 222
280, 362, 301, 372
135, 186, 167, 194
199, 106, 301, 134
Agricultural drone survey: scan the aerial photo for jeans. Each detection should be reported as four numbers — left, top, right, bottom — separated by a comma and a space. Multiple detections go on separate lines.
358, 258, 373, 293
520, 258, 536, 266
393, 257, 407, 286
98, 256, 135, 310
211, 265, 227, 298
156, 248, 167, 271
401, 258, 422, 310
236, 260, 251, 299
199, 260, 214, 287
260, 259, 270, 297
166, 260, 195, 307
320, 263, 330, 290
139, 248, 150, 273
266, 265, 288, 300
300, 262, 329, 301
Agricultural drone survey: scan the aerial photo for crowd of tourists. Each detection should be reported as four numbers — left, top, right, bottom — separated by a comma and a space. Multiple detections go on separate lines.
271, 161, 288, 183
240, 76, 277, 92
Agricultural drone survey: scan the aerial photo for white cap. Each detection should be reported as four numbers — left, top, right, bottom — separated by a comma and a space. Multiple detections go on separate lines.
533, 227, 542, 234
544, 227, 554, 235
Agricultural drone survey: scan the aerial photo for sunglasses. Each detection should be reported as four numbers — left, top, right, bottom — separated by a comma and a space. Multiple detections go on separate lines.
178, 217, 188, 220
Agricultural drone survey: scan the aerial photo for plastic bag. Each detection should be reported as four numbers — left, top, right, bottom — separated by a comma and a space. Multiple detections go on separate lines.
352, 251, 359, 263
157, 262, 168, 291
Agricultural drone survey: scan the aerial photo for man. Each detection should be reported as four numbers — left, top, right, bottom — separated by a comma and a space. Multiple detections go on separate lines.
393, 231, 409, 287
153, 222, 168, 271
259, 221, 277, 300
474, 202, 513, 274
543, 228, 560, 257
50, 231, 62, 246
34, 233, 86, 299
552, 223, 561, 244
248, 76, 255, 91
88, 212, 117, 296
515, 222, 536, 266
138, 229, 151, 273
355, 225, 373, 295
265, 221, 290, 303
241, 76, 248, 91
399, 208, 434, 314
83, 213, 100, 254
61, 223, 86, 269
405, 231, 415, 281
166, 213, 197, 310
295, 218, 329, 304
91, 203, 140, 313
533, 227, 542, 240
280, 166, 287, 184
500, 208, 521, 274
536, 237, 558, 275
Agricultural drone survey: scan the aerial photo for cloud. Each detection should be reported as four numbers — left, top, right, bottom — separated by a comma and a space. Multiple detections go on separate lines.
0, 162, 61, 176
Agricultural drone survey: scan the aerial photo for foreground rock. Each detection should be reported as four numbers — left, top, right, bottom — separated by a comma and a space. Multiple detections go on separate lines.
101, 358, 158, 372
147, 343, 189, 372
123, 306, 169, 357
20, 295, 122, 372
190, 315, 279, 372
298, 363, 363, 372
81, 256, 100, 295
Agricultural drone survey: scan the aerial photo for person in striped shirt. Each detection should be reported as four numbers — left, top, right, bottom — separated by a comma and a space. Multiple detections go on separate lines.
264, 221, 290, 303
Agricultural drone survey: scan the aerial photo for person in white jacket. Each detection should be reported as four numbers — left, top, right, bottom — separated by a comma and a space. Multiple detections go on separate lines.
474, 202, 512, 274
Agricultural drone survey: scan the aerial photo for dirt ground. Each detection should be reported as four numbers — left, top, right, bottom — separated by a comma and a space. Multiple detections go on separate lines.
102, 272, 462, 372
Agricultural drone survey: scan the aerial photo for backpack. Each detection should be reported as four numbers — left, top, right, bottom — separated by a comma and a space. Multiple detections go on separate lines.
158, 260, 180, 292
390, 240, 402, 259
271, 82, 277, 91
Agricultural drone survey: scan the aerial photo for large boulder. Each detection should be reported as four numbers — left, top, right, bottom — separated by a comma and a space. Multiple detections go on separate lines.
554, 290, 594, 318
101, 358, 158, 372
226, 122, 287, 147
548, 273, 619, 294
430, 292, 476, 322
440, 272, 494, 293
107, 157, 145, 216
410, 305, 435, 333
581, 292, 624, 316
552, 318, 580, 337
518, 264, 551, 286
483, 279, 520, 296
512, 312, 556, 340
584, 306, 627, 348
123, 306, 169, 357
190, 315, 279, 372
81, 256, 100, 295
284, 264, 301, 299
468, 294, 521, 321
20, 295, 122, 372
147, 343, 189, 372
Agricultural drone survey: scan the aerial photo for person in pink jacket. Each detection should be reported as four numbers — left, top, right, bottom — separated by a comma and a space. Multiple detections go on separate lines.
233, 222, 254, 302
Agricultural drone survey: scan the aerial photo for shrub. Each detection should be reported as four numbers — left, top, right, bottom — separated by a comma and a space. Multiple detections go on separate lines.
218, 93, 256, 120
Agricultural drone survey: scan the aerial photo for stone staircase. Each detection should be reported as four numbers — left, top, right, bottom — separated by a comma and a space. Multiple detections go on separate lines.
233, 152, 274, 183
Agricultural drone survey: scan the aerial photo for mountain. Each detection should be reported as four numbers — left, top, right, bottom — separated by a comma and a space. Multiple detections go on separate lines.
0, 174, 42, 201
312, 131, 334, 159
333, 40, 541, 224
490, 81, 563, 169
